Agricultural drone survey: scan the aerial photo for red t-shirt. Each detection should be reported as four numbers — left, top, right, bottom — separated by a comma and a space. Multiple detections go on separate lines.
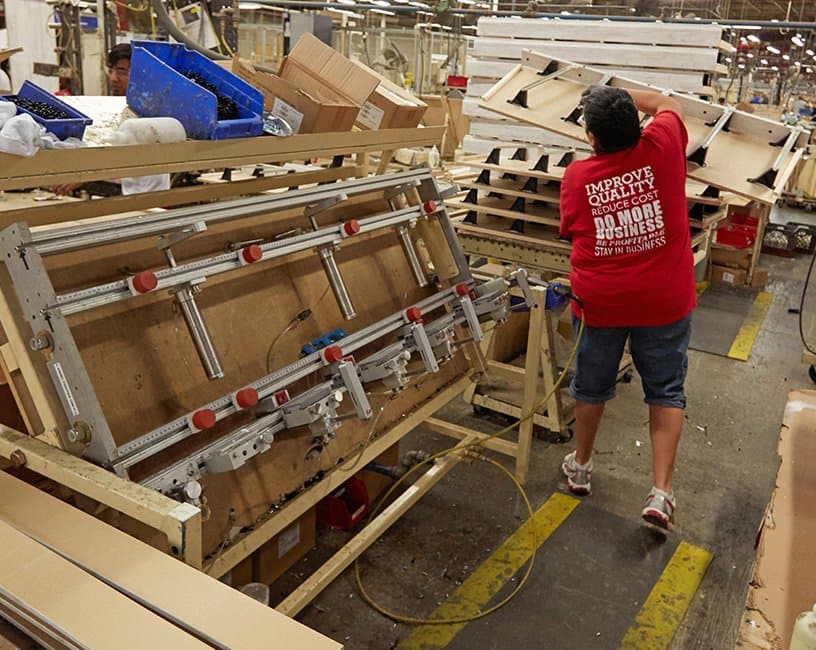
559, 110, 696, 327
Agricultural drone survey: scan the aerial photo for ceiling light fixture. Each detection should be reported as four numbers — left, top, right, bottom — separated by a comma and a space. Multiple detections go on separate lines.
792, 36, 805, 47
747, 34, 761, 43
766, 45, 780, 54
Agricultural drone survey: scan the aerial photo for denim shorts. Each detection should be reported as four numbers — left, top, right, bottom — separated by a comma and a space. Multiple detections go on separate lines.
568, 314, 692, 409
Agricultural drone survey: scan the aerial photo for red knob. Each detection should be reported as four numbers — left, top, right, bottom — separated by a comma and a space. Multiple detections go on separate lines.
132, 270, 158, 294
323, 345, 343, 364
235, 388, 259, 409
343, 220, 361, 236
405, 306, 423, 322
241, 244, 263, 264
455, 282, 471, 297
191, 408, 216, 431
423, 200, 437, 214
274, 390, 290, 406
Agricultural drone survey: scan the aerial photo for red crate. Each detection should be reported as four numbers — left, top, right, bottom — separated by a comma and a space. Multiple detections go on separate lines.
317, 477, 369, 531
729, 213, 760, 230
446, 75, 468, 89
715, 223, 755, 248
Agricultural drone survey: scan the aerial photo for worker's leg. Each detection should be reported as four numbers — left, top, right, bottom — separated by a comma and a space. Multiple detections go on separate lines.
648, 405, 684, 492
574, 401, 605, 466
629, 313, 692, 527
563, 316, 628, 493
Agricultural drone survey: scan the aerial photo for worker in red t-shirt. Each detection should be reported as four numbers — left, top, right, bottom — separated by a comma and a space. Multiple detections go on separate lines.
559, 85, 696, 529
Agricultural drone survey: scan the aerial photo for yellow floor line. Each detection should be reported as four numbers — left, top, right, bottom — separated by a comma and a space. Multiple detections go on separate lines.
618, 541, 713, 650
398, 493, 579, 650
727, 291, 773, 361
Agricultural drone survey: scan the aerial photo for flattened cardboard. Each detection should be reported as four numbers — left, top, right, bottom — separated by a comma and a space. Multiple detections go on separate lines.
0, 472, 343, 650
743, 390, 816, 649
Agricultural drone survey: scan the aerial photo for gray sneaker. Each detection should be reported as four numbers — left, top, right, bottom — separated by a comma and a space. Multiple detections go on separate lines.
641, 488, 676, 529
562, 451, 592, 495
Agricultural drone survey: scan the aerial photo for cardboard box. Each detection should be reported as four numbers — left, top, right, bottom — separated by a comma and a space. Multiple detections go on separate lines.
750, 267, 769, 288
710, 264, 747, 286
710, 244, 751, 270
282, 34, 427, 130
223, 58, 359, 134
255, 507, 316, 585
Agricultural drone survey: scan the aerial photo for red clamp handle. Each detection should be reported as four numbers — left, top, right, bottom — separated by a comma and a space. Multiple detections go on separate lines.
323, 345, 343, 364
234, 387, 259, 409
130, 270, 158, 294
343, 220, 361, 237
241, 244, 263, 265
190, 408, 216, 432
405, 306, 423, 322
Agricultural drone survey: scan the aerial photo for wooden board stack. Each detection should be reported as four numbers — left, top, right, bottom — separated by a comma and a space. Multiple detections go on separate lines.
463, 17, 734, 156
446, 146, 727, 275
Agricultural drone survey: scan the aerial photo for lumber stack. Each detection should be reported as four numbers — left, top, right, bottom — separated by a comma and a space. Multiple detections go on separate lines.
446, 147, 726, 274
463, 17, 733, 156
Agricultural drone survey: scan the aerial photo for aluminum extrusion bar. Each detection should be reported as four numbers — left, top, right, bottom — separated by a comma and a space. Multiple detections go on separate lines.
52, 206, 423, 316
28, 170, 433, 255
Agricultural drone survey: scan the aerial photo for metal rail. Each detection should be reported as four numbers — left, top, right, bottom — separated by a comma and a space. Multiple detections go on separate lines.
27, 169, 434, 255
52, 206, 423, 316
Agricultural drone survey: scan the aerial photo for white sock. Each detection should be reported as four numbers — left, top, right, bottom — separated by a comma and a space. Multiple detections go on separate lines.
573, 454, 591, 470
652, 487, 674, 502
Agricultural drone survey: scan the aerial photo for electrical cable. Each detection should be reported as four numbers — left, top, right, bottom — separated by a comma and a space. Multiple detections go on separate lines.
798, 249, 816, 355
354, 305, 585, 625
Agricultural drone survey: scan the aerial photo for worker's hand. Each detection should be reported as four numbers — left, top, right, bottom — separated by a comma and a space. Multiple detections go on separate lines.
52, 183, 82, 196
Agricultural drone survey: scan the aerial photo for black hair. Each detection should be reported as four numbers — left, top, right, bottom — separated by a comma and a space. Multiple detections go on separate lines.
581, 85, 641, 154
107, 43, 132, 67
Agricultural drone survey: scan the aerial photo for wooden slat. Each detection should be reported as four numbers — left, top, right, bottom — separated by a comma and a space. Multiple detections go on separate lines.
458, 178, 561, 206
0, 127, 445, 191
458, 155, 572, 182
0, 519, 211, 650
0, 165, 357, 229
454, 216, 572, 251
0, 472, 343, 649
475, 17, 725, 48
471, 39, 721, 72
446, 196, 561, 228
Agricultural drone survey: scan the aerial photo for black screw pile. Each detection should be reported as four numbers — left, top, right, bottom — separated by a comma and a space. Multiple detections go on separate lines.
182, 72, 239, 121
4, 97, 71, 120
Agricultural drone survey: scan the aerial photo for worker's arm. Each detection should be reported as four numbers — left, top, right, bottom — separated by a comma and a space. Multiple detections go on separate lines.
625, 88, 683, 118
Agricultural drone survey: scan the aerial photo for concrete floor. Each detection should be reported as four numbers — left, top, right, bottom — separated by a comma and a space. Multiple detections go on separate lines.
271, 232, 814, 649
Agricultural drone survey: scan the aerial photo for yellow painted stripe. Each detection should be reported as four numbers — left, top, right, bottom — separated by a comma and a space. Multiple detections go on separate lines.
398, 493, 579, 650
618, 541, 713, 650
727, 291, 773, 361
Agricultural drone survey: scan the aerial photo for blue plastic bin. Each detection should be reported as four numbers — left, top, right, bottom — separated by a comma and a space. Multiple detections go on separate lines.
0, 81, 92, 140
127, 41, 263, 140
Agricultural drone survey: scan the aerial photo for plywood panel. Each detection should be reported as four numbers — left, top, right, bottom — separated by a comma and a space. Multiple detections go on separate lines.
6, 190, 470, 556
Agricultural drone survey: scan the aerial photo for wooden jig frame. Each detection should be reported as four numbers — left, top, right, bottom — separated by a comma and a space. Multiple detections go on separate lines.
0, 128, 538, 618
